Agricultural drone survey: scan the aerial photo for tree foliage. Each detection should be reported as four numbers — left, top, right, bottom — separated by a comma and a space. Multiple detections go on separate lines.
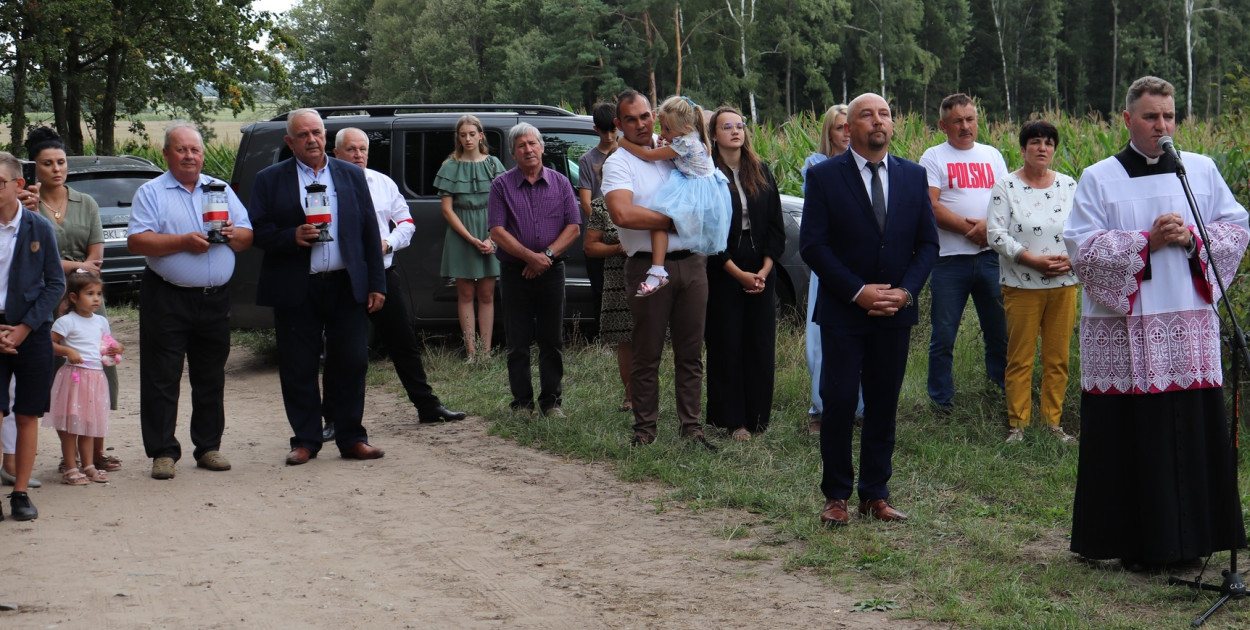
0, 0, 290, 155
5, 0, 1250, 150
272, 0, 1244, 123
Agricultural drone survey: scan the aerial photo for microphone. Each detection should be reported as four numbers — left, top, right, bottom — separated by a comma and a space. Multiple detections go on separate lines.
1159, 135, 1184, 165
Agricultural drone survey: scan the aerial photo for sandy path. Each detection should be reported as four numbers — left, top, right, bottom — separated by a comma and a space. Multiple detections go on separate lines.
0, 315, 932, 629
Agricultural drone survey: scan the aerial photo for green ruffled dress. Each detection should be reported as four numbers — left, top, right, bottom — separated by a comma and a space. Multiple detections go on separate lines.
434, 156, 506, 279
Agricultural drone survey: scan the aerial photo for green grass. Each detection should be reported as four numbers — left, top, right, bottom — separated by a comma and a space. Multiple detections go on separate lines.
343, 304, 1250, 629
103, 101, 1250, 625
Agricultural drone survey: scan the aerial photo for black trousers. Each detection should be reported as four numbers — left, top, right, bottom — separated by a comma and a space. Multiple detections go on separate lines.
139, 269, 230, 461
500, 260, 565, 411
0, 321, 53, 416
704, 232, 776, 432
274, 270, 370, 455
369, 267, 441, 413
819, 324, 910, 502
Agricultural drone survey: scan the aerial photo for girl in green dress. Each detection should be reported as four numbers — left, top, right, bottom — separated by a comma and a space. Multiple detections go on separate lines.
433, 116, 506, 362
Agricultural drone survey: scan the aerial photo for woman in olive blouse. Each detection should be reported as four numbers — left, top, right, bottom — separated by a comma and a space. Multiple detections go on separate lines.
26, 128, 120, 470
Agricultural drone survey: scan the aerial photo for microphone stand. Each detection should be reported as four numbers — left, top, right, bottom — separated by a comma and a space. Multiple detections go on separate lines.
1164, 147, 1249, 627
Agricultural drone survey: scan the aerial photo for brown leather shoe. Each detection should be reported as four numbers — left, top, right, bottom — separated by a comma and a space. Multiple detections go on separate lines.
807, 419, 821, 436
341, 441, 385, 460
820, 499, 850, 527
858, 498, 909, 522
285, 446, 313, 466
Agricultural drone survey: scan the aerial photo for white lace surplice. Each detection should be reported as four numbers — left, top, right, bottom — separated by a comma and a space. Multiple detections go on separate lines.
1064, 153, 1249, 395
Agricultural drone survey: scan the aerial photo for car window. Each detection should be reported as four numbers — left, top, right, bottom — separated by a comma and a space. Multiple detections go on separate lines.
540, 132, 596, 185
68, 174, 158, 210
403, 130, 505, 197
325, 127, 391, 175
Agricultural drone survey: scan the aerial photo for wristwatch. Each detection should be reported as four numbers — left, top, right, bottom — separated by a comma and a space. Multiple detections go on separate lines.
544, 248, 555, 259
901, 288, 914, 308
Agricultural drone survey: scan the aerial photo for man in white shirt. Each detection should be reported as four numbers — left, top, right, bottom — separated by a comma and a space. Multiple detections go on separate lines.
602, 89, 716, 452
919, 94, 1009, 412
328, 128, 465, 439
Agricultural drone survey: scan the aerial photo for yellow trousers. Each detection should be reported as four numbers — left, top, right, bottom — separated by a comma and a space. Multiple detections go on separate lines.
1002, 284, 1079, 428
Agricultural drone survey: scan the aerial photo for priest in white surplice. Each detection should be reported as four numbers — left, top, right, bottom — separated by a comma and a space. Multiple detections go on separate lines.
1064, 76, 1248, 571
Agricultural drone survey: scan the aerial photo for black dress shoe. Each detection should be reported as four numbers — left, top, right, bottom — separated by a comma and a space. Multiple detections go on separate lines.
686, 435, 719, 453
419, 405, 467, 424
9, 491, 37, 521
321, 423, 336, 442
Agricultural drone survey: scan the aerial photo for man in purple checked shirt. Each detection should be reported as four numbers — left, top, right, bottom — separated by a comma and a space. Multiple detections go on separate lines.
488, 123, 582, 417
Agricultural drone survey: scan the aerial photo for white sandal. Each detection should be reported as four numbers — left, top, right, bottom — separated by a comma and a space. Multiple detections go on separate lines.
636, 273, 669, 297
81, 465, 109, 483
61, 467, 89, 486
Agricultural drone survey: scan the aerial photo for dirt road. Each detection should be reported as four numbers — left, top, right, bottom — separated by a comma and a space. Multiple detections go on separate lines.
1, 314, 931, 629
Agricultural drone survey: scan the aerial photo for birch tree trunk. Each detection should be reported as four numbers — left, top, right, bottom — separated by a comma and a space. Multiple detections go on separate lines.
1111, 0, 1119, 113
726, 0, 757, 123
990, 0, 1013, 122
1186, 0, 1195, 120
674, 7, 683, 95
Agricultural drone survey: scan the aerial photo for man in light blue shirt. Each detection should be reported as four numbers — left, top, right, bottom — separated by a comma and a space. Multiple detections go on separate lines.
127, 122, 253, 480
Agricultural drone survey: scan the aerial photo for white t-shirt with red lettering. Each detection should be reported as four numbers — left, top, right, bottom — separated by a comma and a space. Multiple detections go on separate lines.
920, 141, 1008, 256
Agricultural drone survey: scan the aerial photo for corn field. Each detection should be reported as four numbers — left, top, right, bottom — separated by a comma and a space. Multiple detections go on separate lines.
753, 109, 1250, 328
755, 111, 1250, 211
97, 113, 1250, 305
95, 111, 1248, 209
97, 143, 237, 182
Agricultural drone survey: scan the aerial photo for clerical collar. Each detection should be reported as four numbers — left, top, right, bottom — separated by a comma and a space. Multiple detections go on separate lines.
1128, 141, 1162, 165
1114, 142, 1177, 178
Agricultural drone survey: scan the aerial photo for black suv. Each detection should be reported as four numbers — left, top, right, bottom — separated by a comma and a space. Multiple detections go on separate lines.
228, 104, 809, 329
21, 155, 164, 289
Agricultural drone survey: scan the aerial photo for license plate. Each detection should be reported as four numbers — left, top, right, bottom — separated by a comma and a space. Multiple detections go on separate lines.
103, 228, 128, 241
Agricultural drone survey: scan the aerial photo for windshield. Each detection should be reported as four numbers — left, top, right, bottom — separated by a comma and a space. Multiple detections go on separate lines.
69, 174, 158, 211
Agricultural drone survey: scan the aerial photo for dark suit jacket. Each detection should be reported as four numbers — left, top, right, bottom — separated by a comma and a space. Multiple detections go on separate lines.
248, 157, 385, 307
5, 209, 65, 330
799, 151, 938, 330
708, 167, 786, 269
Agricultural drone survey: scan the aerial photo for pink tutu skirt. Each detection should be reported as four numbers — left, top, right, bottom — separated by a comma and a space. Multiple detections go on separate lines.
42, 365, 110, 438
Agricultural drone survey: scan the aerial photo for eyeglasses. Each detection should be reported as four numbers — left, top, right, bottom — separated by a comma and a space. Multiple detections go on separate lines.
720, 123, 747, 130
0, 177, 19, 190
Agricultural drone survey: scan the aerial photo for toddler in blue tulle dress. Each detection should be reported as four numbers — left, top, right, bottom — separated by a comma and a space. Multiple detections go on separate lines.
618, 96, 731, 296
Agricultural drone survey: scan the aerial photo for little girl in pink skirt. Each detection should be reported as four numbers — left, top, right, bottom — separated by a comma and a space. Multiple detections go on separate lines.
44, 270, 122, 485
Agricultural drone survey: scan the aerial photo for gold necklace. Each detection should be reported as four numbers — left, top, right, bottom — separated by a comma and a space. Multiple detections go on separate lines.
43, 197, 67, 221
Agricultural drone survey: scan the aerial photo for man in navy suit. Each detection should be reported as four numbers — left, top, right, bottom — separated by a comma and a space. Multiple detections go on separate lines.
0, 151, 64, 521
799, 93, 938, 527
248, 109, 387, 466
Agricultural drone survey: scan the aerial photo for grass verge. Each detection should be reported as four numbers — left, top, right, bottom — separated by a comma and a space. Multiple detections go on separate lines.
238, 309, 1250, 629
